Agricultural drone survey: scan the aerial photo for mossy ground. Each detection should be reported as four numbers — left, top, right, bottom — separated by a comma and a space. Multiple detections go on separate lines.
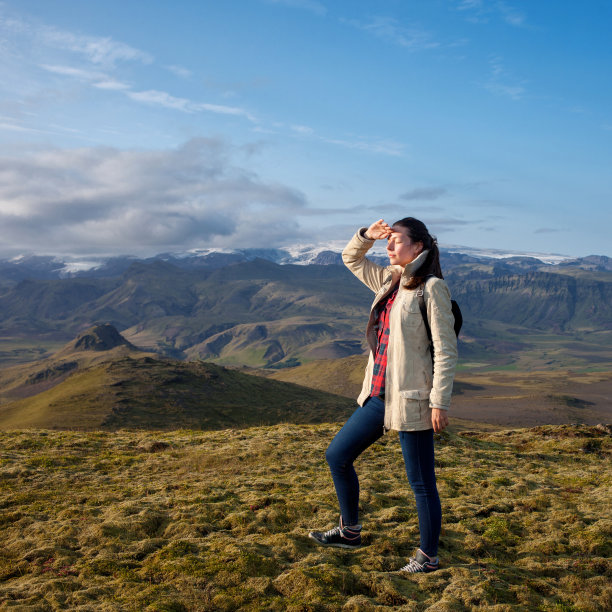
1, 423, 610, 611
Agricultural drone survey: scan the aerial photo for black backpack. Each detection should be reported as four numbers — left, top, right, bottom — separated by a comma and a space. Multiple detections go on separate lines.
417, 279, 462, 347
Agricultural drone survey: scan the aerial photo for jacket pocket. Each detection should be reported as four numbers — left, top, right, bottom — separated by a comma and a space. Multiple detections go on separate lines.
398, 389, 430, 423
401, 299, 422, 326
400, 389, 431, 400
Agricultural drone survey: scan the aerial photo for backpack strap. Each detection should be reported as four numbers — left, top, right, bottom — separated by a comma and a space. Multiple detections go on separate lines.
418, 277, 463, 344
417, 277, 434, 347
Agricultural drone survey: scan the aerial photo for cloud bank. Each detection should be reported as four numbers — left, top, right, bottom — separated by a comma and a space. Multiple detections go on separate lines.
0, 139, 307, 257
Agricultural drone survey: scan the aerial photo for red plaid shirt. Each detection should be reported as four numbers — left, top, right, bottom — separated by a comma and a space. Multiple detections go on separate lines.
369, 285, 399, 398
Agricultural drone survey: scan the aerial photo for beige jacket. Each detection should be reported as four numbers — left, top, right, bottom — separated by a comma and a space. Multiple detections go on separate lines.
342, 228, 458, 432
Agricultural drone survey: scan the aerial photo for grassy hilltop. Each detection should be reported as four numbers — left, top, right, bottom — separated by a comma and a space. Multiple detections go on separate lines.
1, 423, 610, 611
0, 325, 354, 431
1, 263, 611, 610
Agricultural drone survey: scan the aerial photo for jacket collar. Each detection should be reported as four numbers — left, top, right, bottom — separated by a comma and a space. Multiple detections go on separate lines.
388, 249, 430, 286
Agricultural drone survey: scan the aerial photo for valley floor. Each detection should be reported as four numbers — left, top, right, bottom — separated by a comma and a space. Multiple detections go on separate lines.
451, 370, 612, 428
1, 424, 610, 611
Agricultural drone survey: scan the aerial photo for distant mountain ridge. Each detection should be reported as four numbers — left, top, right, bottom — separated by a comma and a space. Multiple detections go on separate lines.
2, 245, 609, 283
1, 248, 611, 369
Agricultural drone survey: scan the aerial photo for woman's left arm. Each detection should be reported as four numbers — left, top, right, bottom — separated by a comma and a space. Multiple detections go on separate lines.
425, 278, 458, 413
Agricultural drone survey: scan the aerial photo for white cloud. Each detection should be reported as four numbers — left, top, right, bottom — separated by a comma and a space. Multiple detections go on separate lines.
166, 65, 192, 79
320, 135, 404, 156
40, 62, 255, 122
0, 121, 45, 133
456, 0, 488, 23
456, 0, 527, 27
40, 63, 131, 91
0, 13, 152, 67
286, 121, 405, 156
264, 0, 327, 17
485, 80, 524, 99
93, 80, 131, 91
497, 2, 526, 27
127, 89, 256, 121
344, 16, 438, 50
291, 124, 314, 134
127, 89, 192, 112
0, 138, 307, 257
196, 102, 256, 121
483, 56, 525, 100
40, 64, 107, 80
2, 7, 404, 166
39, 26, 153, 66
457, 0, 483, 9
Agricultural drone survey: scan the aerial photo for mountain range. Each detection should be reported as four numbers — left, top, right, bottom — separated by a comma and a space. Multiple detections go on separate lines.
1, 245, 611, 372
2, 245, 611, 283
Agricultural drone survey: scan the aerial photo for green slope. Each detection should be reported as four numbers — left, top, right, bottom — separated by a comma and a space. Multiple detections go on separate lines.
0, 323, 153, 404
0, 355, 354, 430
264, 354, 368, 398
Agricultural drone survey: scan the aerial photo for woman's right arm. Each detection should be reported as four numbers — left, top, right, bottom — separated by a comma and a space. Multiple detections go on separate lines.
342, 219, 392, 293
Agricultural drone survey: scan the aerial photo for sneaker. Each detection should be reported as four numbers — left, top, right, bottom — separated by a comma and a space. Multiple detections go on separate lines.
398, 549, 439, 573
308, 520, 362, 549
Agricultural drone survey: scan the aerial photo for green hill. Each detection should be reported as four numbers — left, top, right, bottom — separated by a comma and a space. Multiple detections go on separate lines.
263, 354, 368, 398
0, 423, 610, 610
0, 323, 354, 430
0, 355, 353, 431
0, 323, 150, 405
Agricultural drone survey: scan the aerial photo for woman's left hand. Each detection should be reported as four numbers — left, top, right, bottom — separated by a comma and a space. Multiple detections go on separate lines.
431, 408, 449, 433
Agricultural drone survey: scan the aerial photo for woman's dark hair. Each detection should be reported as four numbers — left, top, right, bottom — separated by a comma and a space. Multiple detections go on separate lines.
393, 217, 443, 289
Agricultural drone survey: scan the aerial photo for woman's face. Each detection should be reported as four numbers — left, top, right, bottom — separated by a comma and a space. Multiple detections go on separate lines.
386, 225, 423, 267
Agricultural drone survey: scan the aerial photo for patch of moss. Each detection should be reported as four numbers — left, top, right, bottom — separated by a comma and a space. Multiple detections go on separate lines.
0, 424, 611, 610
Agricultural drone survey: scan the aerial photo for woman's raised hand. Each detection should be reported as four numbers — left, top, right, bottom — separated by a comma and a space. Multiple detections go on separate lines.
365, 219, 392, 241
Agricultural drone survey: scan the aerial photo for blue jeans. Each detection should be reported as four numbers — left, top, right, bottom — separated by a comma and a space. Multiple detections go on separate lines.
325, 396, 442, 557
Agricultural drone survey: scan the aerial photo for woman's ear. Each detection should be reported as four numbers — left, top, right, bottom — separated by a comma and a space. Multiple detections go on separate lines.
415, 241, 424, 255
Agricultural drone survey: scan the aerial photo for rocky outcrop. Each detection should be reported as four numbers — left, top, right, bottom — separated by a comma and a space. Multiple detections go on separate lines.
71, 323, 136, 352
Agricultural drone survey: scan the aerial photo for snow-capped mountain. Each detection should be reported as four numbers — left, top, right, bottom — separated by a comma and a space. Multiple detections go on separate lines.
1, 243, 606, 283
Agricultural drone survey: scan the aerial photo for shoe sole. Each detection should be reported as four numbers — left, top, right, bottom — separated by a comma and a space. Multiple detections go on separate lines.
308, 533, 361, 549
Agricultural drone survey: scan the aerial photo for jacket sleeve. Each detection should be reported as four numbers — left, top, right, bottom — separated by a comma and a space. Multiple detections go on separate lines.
425, 278, 458, 410
342, 228, 386, 293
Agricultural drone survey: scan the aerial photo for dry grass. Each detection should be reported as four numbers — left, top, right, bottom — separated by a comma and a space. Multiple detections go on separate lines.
266, 357, 612, 428
1, 423, 611, 611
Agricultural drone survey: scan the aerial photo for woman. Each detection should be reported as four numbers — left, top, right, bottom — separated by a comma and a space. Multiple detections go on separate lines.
308, 217, 458, 573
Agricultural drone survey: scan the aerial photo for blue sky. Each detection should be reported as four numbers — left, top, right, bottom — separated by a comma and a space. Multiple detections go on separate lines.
0, 0, 610, 258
